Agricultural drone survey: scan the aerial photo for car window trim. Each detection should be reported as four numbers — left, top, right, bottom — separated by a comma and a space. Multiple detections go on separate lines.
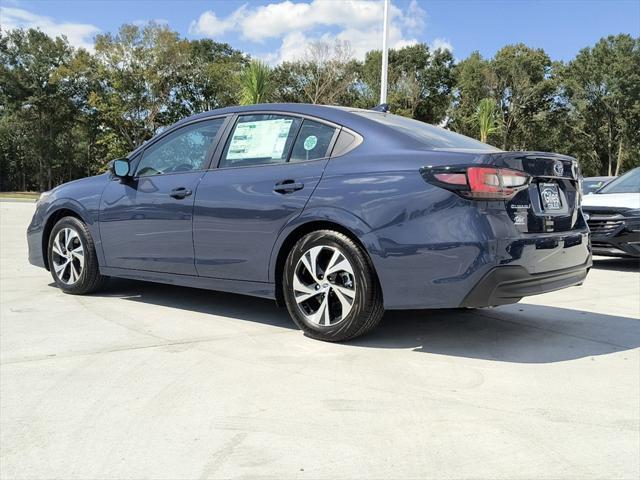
216, 113, 303, 169
285, 118, 305, 163
288, 119, 342, 164
328, 127, 363, 158
132, 115, 231, 179
211, 111, 343, 170
125, 110, 357, 177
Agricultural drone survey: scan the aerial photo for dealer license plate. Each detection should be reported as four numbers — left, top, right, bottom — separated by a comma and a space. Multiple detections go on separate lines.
540, 183, 562, 210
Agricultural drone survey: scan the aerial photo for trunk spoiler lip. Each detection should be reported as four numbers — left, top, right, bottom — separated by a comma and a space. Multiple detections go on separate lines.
429, 148, 576, 163
485, 150, 577, 162
418, 150, 580, 180
482, 151, 579, 180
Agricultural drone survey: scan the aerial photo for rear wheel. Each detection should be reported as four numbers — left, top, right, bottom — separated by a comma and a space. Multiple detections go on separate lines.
283, 230, 384, 342
48, 216, 106, 294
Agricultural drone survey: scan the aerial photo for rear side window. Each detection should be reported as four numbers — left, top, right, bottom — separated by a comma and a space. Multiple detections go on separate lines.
354, 111, 499, 151
221, 114, 302, 168
289, 120, 337, 162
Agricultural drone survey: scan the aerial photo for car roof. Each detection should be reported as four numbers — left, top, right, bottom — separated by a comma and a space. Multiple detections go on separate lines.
174, 103, 376, 131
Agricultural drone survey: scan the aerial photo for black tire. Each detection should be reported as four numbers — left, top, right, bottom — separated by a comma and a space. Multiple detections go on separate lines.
282, 230, 384, 342
47, 216, 107, 295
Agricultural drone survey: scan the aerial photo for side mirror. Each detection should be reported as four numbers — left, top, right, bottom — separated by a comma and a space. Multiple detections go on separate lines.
111, 158, 131, 178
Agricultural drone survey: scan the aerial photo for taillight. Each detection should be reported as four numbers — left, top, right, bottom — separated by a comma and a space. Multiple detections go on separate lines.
422, 165, 530, 200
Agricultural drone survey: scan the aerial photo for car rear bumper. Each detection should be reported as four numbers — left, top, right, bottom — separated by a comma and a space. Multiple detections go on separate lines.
460, 258, 591, 308
368, 204, 591, 310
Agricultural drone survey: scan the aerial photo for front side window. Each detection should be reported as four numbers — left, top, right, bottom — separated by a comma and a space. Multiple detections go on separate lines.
136, 118, 225, 177
221, 114, 302, 168
290, 120, 337, 162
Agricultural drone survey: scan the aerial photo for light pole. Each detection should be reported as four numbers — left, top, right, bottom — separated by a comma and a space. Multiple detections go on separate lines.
379, 0, 389, 105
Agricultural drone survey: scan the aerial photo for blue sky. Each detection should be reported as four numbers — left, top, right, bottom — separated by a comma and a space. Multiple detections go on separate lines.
1, 0, 638, 63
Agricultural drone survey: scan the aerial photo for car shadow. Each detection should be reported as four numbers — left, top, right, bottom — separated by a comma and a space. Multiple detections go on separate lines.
592, 256, 639, 272
85, 278, 297, 330
83, 278, 640, 364
350, 305, 640, 363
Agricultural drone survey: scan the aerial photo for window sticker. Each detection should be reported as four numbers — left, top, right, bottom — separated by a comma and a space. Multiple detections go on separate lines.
303, 135, 318, 151
227, 118, 293, 160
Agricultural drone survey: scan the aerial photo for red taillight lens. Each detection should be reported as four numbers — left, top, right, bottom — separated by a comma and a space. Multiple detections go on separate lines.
433, 173, 467, 185
466, 167, 502, 196
467, 167, 529, 198
423, 166, 530, 200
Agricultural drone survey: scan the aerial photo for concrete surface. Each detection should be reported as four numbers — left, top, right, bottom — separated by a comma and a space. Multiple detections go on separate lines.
1, 200, 639, 480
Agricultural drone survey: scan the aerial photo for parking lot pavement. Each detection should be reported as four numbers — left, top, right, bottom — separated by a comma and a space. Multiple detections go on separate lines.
1, 200, 639, 480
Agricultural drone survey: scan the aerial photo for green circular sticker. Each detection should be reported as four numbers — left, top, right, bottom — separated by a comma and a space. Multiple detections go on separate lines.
303, 135, 318, 151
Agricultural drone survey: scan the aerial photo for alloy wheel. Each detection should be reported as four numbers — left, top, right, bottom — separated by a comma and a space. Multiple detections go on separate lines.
51, 227, 84, 285
293, 245, 356, 326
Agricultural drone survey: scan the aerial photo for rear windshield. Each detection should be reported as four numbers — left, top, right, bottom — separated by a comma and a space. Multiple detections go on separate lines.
598, 168, 640, 194
354, 111, 500, 151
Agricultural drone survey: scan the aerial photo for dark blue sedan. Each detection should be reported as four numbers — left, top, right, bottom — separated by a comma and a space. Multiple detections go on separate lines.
27, 104, 592, 341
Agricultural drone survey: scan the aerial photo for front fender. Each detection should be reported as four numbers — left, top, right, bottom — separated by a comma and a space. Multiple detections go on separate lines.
36, 174, 109, 268
43, 198, 96, 226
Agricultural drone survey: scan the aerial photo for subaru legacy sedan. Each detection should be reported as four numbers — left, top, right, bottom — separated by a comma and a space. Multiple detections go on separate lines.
27, 104, 591, 341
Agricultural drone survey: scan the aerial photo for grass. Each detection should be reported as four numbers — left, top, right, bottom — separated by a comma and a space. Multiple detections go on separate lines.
0, 191, 40, 201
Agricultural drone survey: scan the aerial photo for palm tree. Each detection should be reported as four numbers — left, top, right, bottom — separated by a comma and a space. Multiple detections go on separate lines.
476, 97, 500, 143
240, 60, 272, 105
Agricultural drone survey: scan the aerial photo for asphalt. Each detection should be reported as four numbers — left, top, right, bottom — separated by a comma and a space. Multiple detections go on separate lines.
1, 200, 639, 480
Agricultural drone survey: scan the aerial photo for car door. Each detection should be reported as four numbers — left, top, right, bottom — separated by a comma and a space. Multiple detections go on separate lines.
100, 117, 227, 275
193, 113, 339, 281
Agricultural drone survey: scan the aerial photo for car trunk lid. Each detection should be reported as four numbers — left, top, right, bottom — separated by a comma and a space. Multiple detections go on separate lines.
484, 151, 581, 233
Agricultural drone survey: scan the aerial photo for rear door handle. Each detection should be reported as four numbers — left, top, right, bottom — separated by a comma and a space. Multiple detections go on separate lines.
169, 187, 192, 199
274, 180, 304, 194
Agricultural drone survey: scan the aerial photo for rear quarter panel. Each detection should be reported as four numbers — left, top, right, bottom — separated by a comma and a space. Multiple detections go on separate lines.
300, 149, 502, 309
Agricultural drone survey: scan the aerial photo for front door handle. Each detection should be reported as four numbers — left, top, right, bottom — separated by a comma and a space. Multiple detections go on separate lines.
274, 180, 304, 194
169, 187, 192, 199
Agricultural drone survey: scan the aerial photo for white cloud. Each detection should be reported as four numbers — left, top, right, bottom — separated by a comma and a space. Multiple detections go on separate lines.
190, 0, 430, 63
0, 7, 100, 50
403, 0, 427, 33
430, 37, 453, 52
275, 31, 312, 63
189, 4, 248, 38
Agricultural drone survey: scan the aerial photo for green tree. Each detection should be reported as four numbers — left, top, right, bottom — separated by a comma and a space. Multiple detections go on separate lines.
448, 51, 493, 138
271, 64, 306, 103
490, 43, 558, 150
0, 29, 78, 190
178, 39, 247, 115
360, 44, 455, 123
476, 98, 500, 143
89, 23, 192, 157
273, 40, 359, 106
240, 59, 272, 105
563, 34, 640, 175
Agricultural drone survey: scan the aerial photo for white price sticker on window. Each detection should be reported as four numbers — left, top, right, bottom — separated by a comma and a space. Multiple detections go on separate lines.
227, 119, 293, 160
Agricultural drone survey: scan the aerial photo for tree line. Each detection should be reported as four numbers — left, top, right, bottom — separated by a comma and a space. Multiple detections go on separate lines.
1, 24, 638, 192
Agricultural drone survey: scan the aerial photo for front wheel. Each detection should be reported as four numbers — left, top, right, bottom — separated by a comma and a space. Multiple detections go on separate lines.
48, 216, 106, 295
283, 230, 384, 342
